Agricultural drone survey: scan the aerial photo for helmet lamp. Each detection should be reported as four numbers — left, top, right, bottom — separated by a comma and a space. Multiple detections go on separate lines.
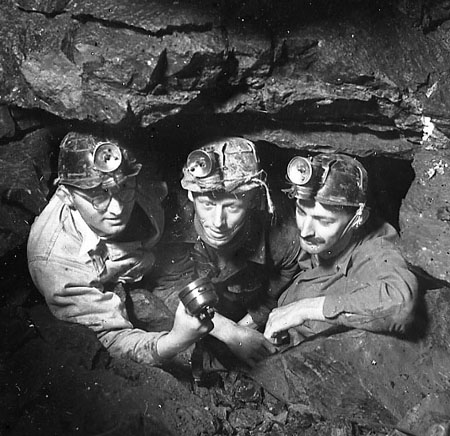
287, 156, 313, 185
186, 150, 215, 178
93, 142, 123, 173
285, 153, 367, 208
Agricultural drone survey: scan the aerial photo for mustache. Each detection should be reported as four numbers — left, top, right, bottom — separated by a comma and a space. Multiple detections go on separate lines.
301, 236, 324, 245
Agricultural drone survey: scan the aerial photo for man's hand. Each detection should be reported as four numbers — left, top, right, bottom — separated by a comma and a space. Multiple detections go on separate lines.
209, 312, 276, 367
264, 297, 326, 343
172, 301, 213, 341
157, 301, 213, 359
224, 325, 277, 367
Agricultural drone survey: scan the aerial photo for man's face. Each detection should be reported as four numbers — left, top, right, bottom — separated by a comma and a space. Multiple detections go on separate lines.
191, 191, 254, 248
69, 177, 136, 239
295, 199, 354, 256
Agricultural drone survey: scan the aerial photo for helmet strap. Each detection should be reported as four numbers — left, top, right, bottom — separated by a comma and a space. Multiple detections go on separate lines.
253, 179, 274, 215
57, 185, 76, 209
341, 203, 367, 238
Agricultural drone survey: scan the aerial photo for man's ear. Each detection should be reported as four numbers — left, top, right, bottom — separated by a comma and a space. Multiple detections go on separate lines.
57, 185, 76, 209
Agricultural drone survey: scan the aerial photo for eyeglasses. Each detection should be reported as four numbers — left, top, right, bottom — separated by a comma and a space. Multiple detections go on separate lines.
72, 178, 136, 212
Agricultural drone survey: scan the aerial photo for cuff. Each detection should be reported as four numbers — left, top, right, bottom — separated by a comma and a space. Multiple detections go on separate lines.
150, 331, 171, 365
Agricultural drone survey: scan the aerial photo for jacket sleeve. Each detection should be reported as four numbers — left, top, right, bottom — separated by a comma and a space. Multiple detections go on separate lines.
267, 220, 302, 300
28, 258, 169, 365
322, 236, 419, 334
146, 241, 197, 314
248, 220, 302, 327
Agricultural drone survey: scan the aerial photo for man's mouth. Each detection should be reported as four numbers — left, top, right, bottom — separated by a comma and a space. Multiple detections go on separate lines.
104, 216, 125, 224
302, 237, 323, 246
206, 228, 231, 239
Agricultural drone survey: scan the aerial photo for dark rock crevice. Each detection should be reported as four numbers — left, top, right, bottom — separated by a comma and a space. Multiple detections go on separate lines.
72, 13, 214, 38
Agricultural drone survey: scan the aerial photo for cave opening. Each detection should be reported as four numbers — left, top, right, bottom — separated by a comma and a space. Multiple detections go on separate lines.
0, 116, 425, 436
0, 118, 417, 276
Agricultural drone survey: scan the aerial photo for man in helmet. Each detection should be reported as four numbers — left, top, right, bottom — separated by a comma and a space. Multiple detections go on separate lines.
166, 137, 302, 369
263, 153, 419, 345
27, 131, 212, 365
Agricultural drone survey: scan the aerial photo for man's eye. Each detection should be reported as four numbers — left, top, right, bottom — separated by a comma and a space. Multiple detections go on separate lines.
89, 188, 107, 196
121, 181, 133, 190
92, 191, 109, 200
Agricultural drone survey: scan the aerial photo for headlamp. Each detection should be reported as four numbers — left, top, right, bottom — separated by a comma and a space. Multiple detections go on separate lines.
93, 142, 123, 173
186, 150, 218, 178
287, 156, 313, 185
285, 153, 367, 207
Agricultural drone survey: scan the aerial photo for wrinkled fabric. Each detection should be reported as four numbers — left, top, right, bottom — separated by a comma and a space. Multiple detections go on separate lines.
27, 185, 168, 365
280, 217, 419, 341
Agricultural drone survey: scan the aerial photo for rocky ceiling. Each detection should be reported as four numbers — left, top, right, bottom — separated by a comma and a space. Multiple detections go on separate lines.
0, 0, 450, 284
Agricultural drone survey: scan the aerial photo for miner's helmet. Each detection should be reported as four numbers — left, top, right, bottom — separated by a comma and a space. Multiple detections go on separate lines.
56, 132, 142, 190
285, 153, 368, 208
181, 137, 274, 212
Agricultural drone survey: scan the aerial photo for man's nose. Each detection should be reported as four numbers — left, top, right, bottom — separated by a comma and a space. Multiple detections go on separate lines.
212, 206, 225, 228
107, 195, 124, 214
300, 217, 314, 238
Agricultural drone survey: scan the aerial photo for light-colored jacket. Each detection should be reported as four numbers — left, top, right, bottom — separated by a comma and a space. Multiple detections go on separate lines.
27, 185, 168, 364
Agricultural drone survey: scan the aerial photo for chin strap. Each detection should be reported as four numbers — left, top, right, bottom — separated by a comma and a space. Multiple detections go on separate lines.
253, 178, 275, 215
340, 203, 366, 238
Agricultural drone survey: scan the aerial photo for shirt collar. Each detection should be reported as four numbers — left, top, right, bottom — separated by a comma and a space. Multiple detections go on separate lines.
298, 236, 358, 276
71, 209, 102, 256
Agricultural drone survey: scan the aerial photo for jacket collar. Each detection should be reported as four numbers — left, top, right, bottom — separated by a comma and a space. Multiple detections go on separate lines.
297, 234, 360, 276
71, 209, 101, 256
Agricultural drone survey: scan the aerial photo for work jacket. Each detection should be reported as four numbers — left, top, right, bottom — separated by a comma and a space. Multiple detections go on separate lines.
279, 217, 419, 342
27, 185, 167, 364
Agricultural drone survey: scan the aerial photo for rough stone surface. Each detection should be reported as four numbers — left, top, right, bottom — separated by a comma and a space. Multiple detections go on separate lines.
249, 287, 450, 434
400, 149, 450, 282
16, 0, 70, 14
67, 0, 218, 34
0, 106, 15, 139
0, 129, 55, 258
0, 0, 448, 138
1, 303, 216, 436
